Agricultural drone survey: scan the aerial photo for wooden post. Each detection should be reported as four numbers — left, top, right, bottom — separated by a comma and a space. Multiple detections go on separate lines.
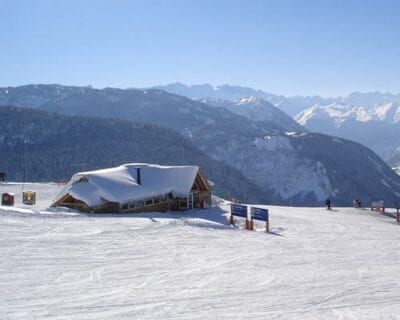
245, 219, 254, 230
250, 220, 254, 231
265, 221, 269, 233
229, 215, 234, 225
397, 208, 400, 223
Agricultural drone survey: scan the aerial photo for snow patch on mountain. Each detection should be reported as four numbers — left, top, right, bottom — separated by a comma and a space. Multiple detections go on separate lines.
381, 179, 391, 188
244, 151, 336, 201
253, 135, 293, 151
236, 96, 261, 105
394, 106, 400, 123
181, 128, 193, 138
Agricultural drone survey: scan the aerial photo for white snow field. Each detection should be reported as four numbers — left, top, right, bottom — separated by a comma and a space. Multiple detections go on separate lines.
1, 183, 400, 319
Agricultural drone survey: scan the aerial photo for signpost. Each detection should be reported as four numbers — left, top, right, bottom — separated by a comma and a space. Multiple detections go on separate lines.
229, 204, 270, 232
251, 207, 269, 232
371, 200, 385, 213
230, 204, 250, 228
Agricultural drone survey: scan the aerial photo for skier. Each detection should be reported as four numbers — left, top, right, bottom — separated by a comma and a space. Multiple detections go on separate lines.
353, 198, 362, 208
325, 198, 331, 210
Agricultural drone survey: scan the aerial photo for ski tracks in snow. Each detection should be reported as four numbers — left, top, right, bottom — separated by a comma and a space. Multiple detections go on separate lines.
2, 197, 400, 319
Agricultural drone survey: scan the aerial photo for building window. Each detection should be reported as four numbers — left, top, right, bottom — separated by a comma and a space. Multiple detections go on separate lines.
154, 197, 160, 204
128, 202, 136, 209
145, 198, 154, 206
121, 204, 128, 211
136, 200, 144, 208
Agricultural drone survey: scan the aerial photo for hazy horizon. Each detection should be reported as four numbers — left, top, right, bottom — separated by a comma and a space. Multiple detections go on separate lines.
3, 81, 400, 99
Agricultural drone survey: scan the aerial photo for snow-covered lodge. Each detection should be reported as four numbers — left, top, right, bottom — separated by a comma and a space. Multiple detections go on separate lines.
52, 163, 212, 213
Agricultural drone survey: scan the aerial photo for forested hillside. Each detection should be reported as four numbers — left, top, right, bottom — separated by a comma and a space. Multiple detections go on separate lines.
0, 107, 273, 203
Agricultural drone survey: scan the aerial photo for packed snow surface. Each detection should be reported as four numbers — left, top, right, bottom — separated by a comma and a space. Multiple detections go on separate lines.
1, 183, 400, 319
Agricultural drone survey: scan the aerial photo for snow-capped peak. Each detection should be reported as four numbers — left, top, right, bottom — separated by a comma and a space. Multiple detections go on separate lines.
295, 103, 351, 126
295, 102, 400, 126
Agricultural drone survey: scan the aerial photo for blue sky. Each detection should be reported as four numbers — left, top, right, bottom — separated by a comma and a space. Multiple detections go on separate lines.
1, 0, 400, 97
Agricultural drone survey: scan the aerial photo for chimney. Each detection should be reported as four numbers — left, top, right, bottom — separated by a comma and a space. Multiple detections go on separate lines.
136, 168, 141, 185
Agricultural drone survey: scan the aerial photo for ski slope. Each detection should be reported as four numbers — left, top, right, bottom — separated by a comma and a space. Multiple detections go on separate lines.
1, 183, 400, 319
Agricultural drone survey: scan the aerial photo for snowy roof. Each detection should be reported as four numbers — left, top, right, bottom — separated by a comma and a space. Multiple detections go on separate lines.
53, 163, 200, 208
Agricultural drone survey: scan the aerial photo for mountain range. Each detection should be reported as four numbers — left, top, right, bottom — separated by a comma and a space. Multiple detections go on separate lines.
1, 84, 400, 206
295, 102, 400, 161
154, 83, 335, 116
156, 83, 400, 168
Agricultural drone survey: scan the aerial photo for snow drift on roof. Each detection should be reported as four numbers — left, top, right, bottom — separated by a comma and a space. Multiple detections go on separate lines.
53, 163, 199, 208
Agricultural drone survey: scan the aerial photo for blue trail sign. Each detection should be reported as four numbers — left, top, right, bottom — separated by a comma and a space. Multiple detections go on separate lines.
230, 204, 248, 218
251, 207, 269, 221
